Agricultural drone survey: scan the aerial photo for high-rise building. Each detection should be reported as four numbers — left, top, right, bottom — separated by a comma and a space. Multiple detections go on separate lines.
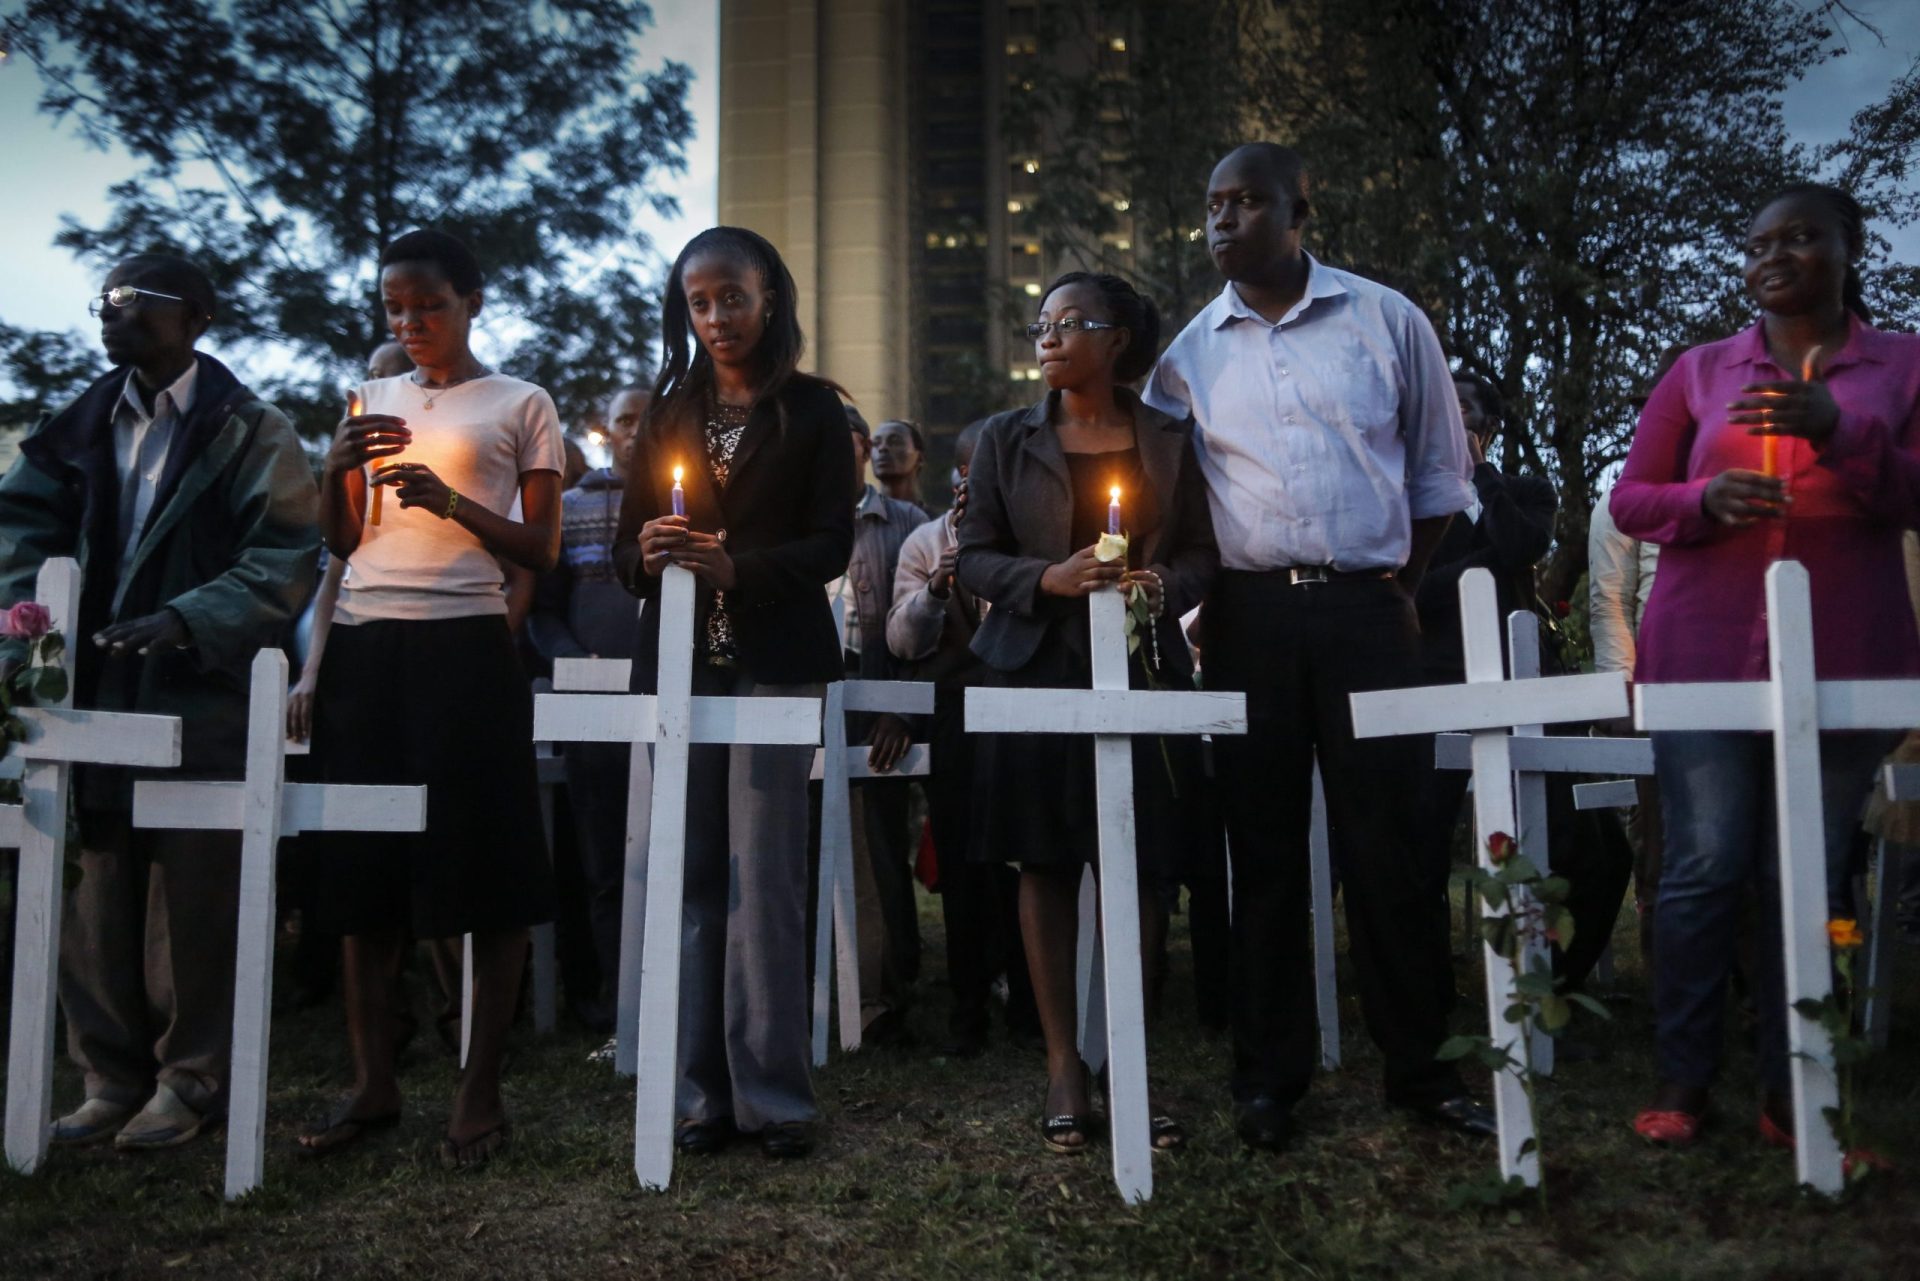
717, 0, 1138, 472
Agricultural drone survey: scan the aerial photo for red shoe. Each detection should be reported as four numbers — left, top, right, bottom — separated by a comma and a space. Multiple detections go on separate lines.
1759, 1109, 1794, 1150
1633, 1109, 1703, 1146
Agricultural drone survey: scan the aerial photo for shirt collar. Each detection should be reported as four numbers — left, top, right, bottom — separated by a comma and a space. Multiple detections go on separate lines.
854, 483, 885, 519
1211, 253, 1347, 330
1729, 315, 1882, 375
117, 360, 199, 425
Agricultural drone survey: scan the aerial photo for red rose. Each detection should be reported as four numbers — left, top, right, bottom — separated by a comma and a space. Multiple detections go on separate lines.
0, 601, 51, 639
1553, 600, 1571, 618
1487, 831, 1516, 864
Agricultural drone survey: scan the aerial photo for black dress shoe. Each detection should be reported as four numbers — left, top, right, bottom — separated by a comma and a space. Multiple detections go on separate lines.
1235, 1094, 1292, 1152
673, 1117, 737, 1155
1404, 1095, 1498, 1138
759, 1120, 817, 1159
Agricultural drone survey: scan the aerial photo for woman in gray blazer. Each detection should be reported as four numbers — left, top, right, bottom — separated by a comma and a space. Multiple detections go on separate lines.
957, 272, 1218, 1155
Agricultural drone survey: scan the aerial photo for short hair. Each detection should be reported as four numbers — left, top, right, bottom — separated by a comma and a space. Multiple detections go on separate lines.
843, 401, 871, 439
380, 228, 484, 294
876, 419, 925, 452
1221, 143, 1311, 223
607, 384, 651, 413
1451, 370, 1504, 434
1039, 272, 1163, 383
114, 253, 217, 325
954, 418, 988, 468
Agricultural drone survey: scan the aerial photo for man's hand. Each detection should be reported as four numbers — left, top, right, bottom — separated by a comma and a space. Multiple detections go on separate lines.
93, 609, 189, 657
867, 713, 912, 773
929, 543, 959, 600
287, 677, 318, 744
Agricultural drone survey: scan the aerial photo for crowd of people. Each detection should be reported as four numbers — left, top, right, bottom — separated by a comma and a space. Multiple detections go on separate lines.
2, 140, 1916, 1178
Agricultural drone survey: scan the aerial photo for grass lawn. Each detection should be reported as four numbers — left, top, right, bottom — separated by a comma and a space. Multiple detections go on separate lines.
4, 879, 1920, 1280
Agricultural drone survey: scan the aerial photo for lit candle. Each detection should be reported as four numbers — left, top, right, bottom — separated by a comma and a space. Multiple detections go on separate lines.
1108, 485, 1121, 536
1761, 433, 1779, 479
350, 390, 385, 527
672, 464, 686, 518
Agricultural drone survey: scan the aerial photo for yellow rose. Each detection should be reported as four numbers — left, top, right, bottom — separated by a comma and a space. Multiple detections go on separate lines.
1827, 918, 1865, 950
1094, 532, 1129, 564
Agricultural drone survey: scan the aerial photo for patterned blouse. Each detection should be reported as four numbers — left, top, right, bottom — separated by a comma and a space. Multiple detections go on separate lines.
701, 398, 751, 664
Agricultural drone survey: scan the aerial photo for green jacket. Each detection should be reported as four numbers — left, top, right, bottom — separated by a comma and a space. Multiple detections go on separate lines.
0, 354, 320, 802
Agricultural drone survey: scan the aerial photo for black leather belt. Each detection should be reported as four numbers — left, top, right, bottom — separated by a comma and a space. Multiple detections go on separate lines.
1269, 566, 1397, 586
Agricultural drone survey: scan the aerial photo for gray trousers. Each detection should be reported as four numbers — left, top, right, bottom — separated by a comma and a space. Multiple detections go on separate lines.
60, 814, 240, 1114
675, 669, 822, 1130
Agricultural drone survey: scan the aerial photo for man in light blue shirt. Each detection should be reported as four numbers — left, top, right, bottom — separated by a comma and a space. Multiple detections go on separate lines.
1145, 142, 1492, 1150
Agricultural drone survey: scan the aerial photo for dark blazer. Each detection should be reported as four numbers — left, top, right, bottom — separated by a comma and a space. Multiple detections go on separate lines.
612, 374, 854, 691
956, 389, 1218, 676
0, 353, 319, 795
1415, 461, 1558, 678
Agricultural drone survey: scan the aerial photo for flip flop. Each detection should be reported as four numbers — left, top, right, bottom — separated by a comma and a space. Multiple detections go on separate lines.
439, 1121, 513, 1170
1150, 1113, 1188, 1152
296, 1101, 401, 1158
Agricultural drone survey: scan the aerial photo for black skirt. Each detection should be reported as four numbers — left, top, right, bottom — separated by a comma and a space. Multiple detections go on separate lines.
308, 614, 554, 938
967, 637, 1195, 901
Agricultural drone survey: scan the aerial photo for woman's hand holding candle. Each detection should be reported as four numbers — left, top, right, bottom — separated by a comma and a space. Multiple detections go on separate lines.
1729, 344, 1838, 457
1041, 543, 1126, 598
325, 399, 410, 526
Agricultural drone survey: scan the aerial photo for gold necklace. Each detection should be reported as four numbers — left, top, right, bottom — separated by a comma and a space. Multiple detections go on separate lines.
412, 364, 489, 410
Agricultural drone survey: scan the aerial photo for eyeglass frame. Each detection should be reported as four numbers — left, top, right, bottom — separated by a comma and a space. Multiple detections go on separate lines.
1024, 318, 1123, 339
88, 285, 190, 319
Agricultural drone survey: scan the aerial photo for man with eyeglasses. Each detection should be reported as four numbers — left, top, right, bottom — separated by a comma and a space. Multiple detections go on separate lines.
1144, 143, 1492, 1152
0, 252, 319, 1151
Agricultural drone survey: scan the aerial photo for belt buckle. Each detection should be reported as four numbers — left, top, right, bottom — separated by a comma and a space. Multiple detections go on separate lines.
1288, 566, 1331, 586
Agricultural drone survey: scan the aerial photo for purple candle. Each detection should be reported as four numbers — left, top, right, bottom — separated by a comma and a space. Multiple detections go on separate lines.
1107, 486, 1121, 536
671, 465, 686, 518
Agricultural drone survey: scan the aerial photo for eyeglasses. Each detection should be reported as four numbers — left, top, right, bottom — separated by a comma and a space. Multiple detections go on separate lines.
89, 285, 188, 318
1025, 318, 1121, 339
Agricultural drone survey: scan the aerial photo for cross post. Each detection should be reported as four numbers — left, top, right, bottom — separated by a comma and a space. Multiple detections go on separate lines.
1635, 560, 1920, 1195
809, 678, 932, 1064
1350, 568, 1626, 1189
533, 565, 820, 1189
131, 648, 426, 1199
966, 587, 1245, 1204
5, 558, 184, 1175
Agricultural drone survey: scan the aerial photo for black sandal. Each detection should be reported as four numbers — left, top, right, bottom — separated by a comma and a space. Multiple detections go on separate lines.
1042, 1112, 1094, 1155
1150, 1113, 1188, 1152
295, 1101, 400, 1158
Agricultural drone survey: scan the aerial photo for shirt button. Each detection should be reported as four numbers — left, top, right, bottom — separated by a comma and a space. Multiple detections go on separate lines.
1279, 367, 1290, 376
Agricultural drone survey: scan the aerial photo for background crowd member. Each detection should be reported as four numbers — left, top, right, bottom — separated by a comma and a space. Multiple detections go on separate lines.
301, 228, 563, 1169
831, 410, 927, 1042
0, 252, 319, 1150
529, 385, 650, 1047
887, 419, 1038, 1056
959, 270, 1216, 1154
1590, 348, 1681, 967
1145, 142, 1493, 1151
613, 226, 853, 1161
1615, 184, 1920, 1150
872, 418, 926, 508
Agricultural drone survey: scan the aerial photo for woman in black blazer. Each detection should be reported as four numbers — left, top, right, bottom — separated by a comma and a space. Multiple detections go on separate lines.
612, 227, 853, 1160
957, 272, 1218, 1155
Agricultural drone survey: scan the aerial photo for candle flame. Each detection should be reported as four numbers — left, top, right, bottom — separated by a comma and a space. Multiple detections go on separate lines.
1801, 345, 1824, 383
1109, 486, 1121, 501
346, 390, 362, 417
673, 465, 684, 484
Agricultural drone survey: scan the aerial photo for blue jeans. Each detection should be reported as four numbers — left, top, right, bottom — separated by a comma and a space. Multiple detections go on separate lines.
1651, 731, 1891, 1094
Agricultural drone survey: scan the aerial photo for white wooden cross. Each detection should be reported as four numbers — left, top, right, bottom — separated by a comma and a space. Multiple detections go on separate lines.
808, 678, 933, 1064
5, 558, 184, 1175
132, 648, 426, 1200
1635, 560, 1920, 1195
1432, 611, 1653, 1076
1350, 568, 1626, 1190
532, 565, 820, 1190
967, 587, 1246, 1204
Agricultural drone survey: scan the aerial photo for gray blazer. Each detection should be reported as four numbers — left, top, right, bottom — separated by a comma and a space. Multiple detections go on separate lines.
956, 389, 1218, 675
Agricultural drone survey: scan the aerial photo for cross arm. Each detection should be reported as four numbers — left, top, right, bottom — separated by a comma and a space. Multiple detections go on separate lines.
1635, 680, 1920, 733
535, 693, 821, 746
840, 680, 936, 717
17, 708, 182, 768
965, 688, 1246, 737
133, 781, 428, 837
552, 658, 634, 692
1350, 672, 1626, 740
810, 743, 931, 782
1434, 732, 1653, 775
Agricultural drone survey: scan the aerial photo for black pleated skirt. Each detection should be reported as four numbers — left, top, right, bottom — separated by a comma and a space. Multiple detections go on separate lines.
308, 614, 554, 938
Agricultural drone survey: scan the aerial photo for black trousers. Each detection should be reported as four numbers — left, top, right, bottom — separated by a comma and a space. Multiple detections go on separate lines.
564, 741, 632, 1023
927, 686, 1035, 1039
1203, 572, 1461, 1108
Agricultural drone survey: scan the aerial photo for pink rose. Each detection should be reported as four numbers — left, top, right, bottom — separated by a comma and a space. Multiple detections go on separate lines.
0, 601, 51, 639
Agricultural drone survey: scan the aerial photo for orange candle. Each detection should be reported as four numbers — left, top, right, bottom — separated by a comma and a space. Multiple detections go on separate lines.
348, 391, 385, 527
1761, 433, 1779, 478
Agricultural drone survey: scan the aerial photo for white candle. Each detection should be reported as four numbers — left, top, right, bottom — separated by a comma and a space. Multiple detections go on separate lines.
1108, 485, 1121, 536
672, 465, 686, 518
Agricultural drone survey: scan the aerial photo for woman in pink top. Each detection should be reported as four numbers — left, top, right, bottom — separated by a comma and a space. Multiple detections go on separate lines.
1611, 185, 1920, 1150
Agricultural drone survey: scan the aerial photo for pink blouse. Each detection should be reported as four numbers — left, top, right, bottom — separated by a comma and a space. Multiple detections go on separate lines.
1610, 318, 1920, 683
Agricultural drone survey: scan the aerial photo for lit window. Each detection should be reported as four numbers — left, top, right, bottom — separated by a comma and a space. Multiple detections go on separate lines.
1113, 198, 1131, 212
1115, 239, 1131, 252
1026, 368, 1043, 381
1009, 369, 1027, 382
1007, 199, 1023, 213
925, 232, 941, 248
1024, 242, 1041, 254
1109, 36, 1127, 52
944, 235, 960, 248
1023, 282, 1042, 296
1187, 227, 1203, 242
1024, 159, 1039, 174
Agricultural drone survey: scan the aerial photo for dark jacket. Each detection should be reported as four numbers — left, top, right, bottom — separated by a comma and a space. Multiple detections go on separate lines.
846, 484, 928, 683
956, 389, 1218, 677
1415, 461, 1558, 678
529, 467, 641, 663
612, 375, 855, 692
0, 353, 320, 796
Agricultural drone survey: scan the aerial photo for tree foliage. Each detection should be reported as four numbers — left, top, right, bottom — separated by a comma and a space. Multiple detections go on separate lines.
1, 0, 692, 434
1010, 0, 1914, 601
0, 325, 104, 431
